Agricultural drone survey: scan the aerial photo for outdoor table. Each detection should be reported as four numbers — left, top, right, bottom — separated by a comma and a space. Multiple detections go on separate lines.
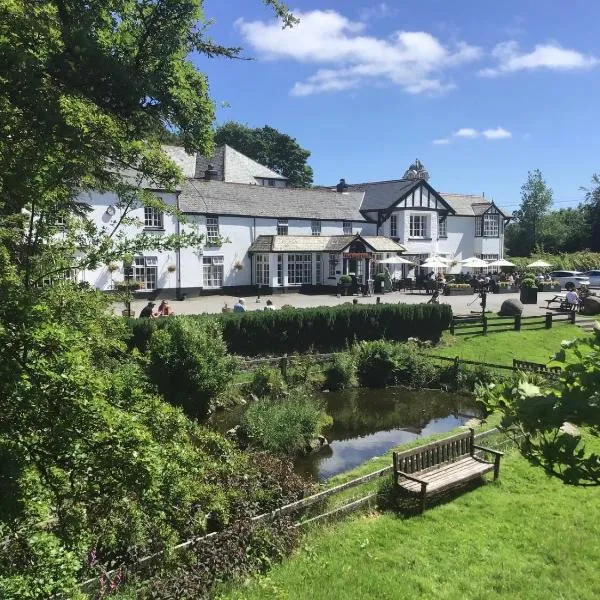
545, 294, 567, 311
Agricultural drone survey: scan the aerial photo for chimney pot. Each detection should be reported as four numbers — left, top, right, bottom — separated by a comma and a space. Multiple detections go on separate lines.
336, 178, 348, 193
205, 164, 219, 181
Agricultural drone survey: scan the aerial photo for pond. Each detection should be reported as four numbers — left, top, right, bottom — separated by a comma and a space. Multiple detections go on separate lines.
211, 387, 481, 482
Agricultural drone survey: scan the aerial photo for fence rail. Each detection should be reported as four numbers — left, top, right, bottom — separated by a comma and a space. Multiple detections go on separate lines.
450, 311, 575, 336
76, 427, 506, 594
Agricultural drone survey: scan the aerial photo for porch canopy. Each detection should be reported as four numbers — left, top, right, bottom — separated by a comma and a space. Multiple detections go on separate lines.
248, 234, 406, 283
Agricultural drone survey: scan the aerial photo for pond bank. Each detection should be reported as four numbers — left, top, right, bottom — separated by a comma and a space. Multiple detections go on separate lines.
211, 387, 481, 481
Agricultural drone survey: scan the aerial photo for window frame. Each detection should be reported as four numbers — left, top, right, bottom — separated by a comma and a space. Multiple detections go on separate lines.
277, 219, 289, 236
133, 256, 158, 291
206, 216, 220, 245
254, 254, 270, 286
438, 215, 447, 238
390, 214, 397, 237
343, 221, 352, 235
409, 214, 428, 239
144, 207, 164, 230
202, 256, 224, 288
287, 253, 312, 285
483, 213, 499, 237
311, 220, 322, 237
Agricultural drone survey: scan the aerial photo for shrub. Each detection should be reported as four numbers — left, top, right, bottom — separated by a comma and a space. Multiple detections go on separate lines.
282, 356, 325, 390
241, 391, 330, 454
447, 283, 471, 289
339, 274, 352, 284
126, 303, 453, 357
147, 318, 237, 417
391, 342, 438, 388
248, 366, 287, 399
353, 340, 399, 388
521, 276, 537, 289
324, 352, 357, 391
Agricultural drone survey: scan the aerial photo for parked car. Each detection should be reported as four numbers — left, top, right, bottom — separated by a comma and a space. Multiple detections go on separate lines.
581, 270, 600, 287
548, 270, 590, 290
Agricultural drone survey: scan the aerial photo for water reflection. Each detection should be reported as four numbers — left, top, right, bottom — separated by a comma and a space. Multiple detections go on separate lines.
294, 388, 480, 481
210, 387, 481, 482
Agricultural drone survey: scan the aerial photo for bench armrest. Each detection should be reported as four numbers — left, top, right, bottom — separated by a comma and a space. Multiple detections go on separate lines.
473, 445, 504, 457
397, 470, 428, 485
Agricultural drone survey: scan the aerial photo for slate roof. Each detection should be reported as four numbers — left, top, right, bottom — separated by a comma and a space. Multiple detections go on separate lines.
194, 144, 287, 183
179, 180, 366, 221
341, 179, 419, 211
248, 235, 406, 253
440, 194, 509, 217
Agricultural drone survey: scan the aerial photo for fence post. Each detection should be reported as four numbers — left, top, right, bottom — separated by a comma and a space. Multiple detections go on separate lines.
482, 315, 488, 336
450, 317, 455, 335
545, 312, 553, 329
514, 314, 521, 331
569, 310, 577, 325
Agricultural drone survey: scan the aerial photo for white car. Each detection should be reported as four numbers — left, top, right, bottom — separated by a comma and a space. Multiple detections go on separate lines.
548, 270, 590, 290
581, 270, 600, 287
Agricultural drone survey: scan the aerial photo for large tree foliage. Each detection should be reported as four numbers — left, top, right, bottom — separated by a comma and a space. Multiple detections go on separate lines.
478, 327, 600, 486
214, 121, 314, 187
583, 174, 600, 252
0, 1, 299, 597
507, 169, 553, 255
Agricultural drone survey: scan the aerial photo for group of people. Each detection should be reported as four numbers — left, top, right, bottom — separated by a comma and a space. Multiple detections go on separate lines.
139, 300, 175, 318
232, 298, 277, 313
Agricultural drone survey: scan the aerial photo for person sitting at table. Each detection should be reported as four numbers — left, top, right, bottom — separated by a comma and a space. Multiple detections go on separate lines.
566, 288, 581, 310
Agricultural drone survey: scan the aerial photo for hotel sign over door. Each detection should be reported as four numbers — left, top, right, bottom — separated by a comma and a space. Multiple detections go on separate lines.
343, 252, 371, 258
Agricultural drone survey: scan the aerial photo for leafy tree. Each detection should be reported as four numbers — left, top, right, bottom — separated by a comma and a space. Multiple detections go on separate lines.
510, 170, 553, 255
478, 327, 600, 486
214, 121, 313, 187
0, 0, 298, 596
538, 207, 591, 253
583, 174, 600, 252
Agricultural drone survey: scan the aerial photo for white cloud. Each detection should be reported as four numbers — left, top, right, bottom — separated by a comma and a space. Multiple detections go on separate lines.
236, 10, 482, 96
479, 40, 599, 77
432, 138, 451, 145
482, 127, 512, 139
454, 128, 479, 138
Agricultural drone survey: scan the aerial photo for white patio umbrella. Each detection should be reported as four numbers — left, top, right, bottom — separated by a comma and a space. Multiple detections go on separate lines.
427, 255, 452, 263
527, 260, 552, 268
460, 257, 489, 268
420, 259, 448, 269
377, 256, 414, 265
487, 258, 516, 267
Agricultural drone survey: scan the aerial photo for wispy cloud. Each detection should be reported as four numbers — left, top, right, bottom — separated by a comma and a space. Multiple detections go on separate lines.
479, 41, 599, 77
432, 138, 450, 145
236, 10, 482, 96
482, 127, 512, 139
454, 128, 479, 138
358, 3, 397, 21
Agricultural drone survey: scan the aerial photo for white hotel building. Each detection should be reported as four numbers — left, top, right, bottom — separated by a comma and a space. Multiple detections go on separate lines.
81, 146, 509, 297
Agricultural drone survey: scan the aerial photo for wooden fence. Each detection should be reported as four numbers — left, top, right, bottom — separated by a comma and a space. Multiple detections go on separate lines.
77, 427, 509, 595
450, 311, 576, 336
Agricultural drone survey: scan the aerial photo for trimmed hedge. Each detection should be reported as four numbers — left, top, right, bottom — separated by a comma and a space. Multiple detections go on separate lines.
126, 303, 453, 356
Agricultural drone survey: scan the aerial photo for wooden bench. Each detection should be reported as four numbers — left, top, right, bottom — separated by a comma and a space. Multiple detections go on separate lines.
392, 429, 503, 513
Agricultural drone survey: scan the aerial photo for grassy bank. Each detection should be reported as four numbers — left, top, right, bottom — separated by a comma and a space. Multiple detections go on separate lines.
434, 320, 589, 365
221, 441, 600, 600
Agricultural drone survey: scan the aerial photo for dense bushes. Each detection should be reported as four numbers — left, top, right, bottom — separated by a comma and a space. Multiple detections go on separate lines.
509, 251, 600, 272
353, 341, 438, 389
146, 318, 237, 417
126, 303, 453, 356
324, 353, 357, 391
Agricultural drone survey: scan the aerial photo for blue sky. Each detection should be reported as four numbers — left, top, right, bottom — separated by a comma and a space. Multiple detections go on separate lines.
196, 1, 600, 212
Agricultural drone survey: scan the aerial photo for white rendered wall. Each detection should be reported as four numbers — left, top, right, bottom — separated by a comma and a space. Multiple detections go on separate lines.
79, 190, 179, 292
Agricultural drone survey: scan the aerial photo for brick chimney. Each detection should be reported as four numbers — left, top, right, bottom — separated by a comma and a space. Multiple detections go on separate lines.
336, 178, 348, 193
204, 164, 219, 180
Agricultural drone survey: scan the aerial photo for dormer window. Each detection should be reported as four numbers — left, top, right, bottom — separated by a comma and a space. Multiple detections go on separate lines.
343, 221, 352, 235
483, 214, 499, 237
390, 214, 398, 237
277, 219, 288, 236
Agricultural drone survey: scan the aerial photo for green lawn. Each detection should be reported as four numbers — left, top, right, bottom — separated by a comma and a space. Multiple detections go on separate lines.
434, 321, 589, 365
220, 447, 600, 600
